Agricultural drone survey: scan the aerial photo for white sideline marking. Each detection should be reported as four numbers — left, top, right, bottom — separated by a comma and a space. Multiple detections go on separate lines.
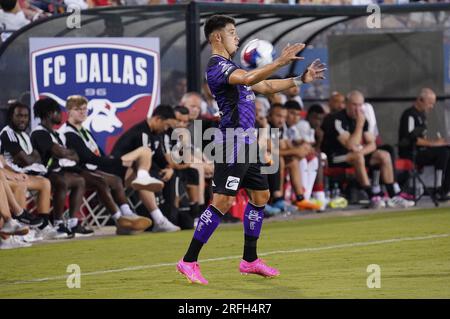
3, 233, 449, 286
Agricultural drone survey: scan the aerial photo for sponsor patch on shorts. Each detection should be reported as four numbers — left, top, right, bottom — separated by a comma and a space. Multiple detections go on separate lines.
225, 176, 240, 191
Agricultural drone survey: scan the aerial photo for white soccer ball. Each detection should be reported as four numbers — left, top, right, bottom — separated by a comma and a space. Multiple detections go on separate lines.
240, 39, 275, 69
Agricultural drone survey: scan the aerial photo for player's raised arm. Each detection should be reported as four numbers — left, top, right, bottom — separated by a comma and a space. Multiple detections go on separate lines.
252, 58, 327, 95
229, 43, 306, 86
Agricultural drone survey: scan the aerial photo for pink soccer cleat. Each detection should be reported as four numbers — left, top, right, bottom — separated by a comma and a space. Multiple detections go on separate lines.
176, 259, 209, 285
239, 259, 280, 277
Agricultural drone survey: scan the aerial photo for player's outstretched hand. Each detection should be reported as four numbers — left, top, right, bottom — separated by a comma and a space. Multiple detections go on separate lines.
301, 59, 327, 83
276, 43, 305, 67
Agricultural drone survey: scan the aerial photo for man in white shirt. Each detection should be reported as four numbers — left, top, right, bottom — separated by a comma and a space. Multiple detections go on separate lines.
0, 0, 30, 31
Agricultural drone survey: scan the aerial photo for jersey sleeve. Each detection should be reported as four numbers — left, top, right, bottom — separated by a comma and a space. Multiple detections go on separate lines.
163, 134, 171, 155
0, 130, 22, 156
65, 132, 113, 168
207, 58, 238, 87
333, 116, 349, 137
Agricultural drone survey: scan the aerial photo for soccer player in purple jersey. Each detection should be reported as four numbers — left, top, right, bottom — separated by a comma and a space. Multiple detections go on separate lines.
177, 15, 326, 285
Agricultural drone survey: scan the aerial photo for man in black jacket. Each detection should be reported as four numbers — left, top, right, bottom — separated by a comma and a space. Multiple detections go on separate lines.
398, 88, 450, 201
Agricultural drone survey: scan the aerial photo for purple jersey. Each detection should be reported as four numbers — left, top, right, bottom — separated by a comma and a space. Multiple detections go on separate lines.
206, 55, 257, 144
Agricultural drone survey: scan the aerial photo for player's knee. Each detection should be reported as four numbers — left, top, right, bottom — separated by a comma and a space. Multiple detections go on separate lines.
251, 190, 270, 206
140, 146, 152, 159
378, 150, 391, 164
212, 195, 235, 213
74, 176, 86, 189
41, 178, 52, 193
352, 152, 365, 165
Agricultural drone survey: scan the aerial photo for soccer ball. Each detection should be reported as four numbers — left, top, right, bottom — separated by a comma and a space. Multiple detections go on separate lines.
240, 39, 275, 69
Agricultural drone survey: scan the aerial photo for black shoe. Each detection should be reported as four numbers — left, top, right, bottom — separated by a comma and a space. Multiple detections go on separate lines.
54, 223, 75, 239
72, 222, 94, 237
14, 210, 43, 228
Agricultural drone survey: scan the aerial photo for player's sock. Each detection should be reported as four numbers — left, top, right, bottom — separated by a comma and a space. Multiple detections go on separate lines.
393, 182, 401, 194
184, 205, 223, 262
372, 169, 381, 190
150, 208, 166, 225
386, 183, 398, 198
436, 169, 443, 188
243, 235, 258, 262
363, 186, 374, 199
15, 209, 25, 217
299, 158, 309, 199
183, 238, 204, 263
111, 211, 122, 221
296, 194, 305, 202
37, 214, 49, 230
372, 185, 382, 196
137, 169, 151, 179
243, 202, 264, 262
120, 204, 134, 216
313, 190, 326, 203
304, 157, 318, 200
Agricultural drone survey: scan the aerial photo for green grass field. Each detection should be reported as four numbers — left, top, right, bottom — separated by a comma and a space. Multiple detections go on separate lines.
1, 207, 449, 299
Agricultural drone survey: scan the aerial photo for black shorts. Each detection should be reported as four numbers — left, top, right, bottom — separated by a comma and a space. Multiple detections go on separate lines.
99, 158, 127, 180
178, 167, 199, 186
213, 161, 269, 196
212, 140, 269, 196
328, 152, 372, 168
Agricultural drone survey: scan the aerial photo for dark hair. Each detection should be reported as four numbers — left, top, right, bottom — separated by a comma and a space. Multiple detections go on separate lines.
204, 15, 236, 40
285, 100, 302, 111
0, 0, 17, 12
152, 104, 176, 120
269, 103, 285, 114
174, 105, 189, 116
307, 104, 325, 117
7, 101, 29, 126
33, 98, 61, 119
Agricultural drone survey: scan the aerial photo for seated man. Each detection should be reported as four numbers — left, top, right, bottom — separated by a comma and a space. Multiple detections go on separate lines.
319, 91, 345, 134
31, 98, 87, 238
268, 103, 320, 211
59, 95, 156, 234
321, 90, 414, 208
110, 104, 181, 232
327, 91, 345, 114
0, 101, 58, 239
398, 88, 450, 201
162, 106, 203, 229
